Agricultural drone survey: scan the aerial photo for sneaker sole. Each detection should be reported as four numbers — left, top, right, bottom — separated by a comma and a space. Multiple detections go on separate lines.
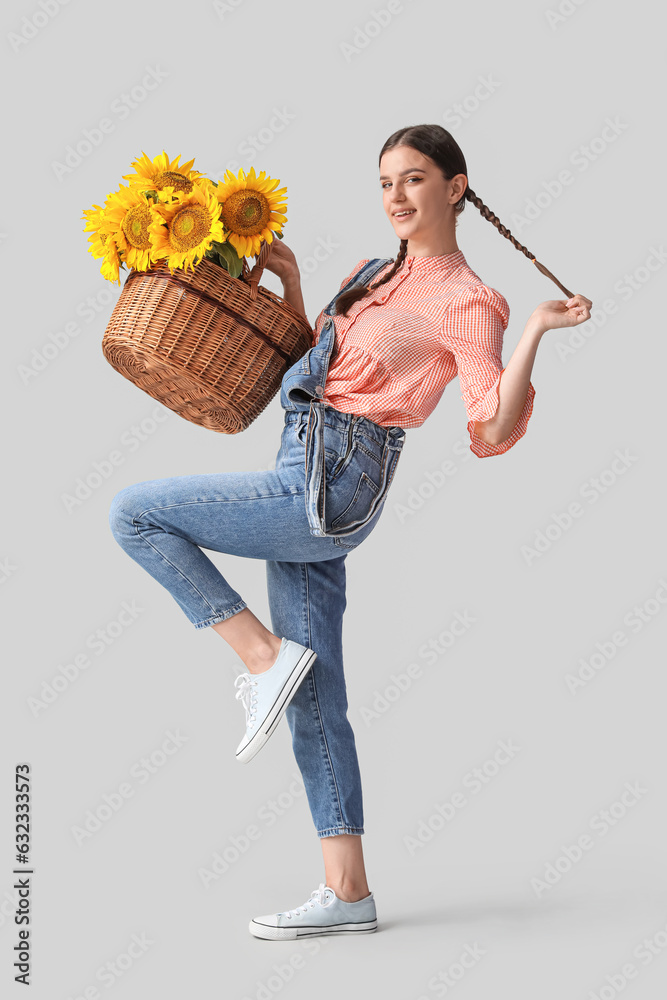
235, 648, 317, 764
248, 918, 378, 940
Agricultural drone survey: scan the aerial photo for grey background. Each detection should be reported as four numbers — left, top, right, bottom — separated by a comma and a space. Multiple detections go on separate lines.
2, 0, 666, 996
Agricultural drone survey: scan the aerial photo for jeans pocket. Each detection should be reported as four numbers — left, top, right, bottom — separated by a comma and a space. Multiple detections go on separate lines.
326, 439, 398, 535
326, 420, 359, 483
295, 413, 308, 446
330, 469, 380, 530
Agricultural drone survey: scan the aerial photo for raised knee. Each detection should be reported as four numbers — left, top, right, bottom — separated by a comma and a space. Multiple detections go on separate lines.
108, 484, 143, 540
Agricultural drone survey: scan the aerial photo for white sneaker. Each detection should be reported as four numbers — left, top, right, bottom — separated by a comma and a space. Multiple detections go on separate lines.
233, 637, 316, 764
249, 883, 378, 940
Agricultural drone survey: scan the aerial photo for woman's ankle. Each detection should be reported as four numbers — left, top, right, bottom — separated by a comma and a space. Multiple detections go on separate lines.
245, 635, 283, 674
326, 880, 371, 903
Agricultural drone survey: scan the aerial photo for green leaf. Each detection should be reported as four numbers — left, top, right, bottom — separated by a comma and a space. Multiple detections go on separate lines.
216, 241, 244, 279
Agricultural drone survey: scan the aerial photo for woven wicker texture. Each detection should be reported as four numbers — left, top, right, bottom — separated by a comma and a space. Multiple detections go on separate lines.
101, 243, 313, 433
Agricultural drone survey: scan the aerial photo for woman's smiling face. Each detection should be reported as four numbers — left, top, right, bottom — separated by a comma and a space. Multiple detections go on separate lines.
379, 145, 467, 255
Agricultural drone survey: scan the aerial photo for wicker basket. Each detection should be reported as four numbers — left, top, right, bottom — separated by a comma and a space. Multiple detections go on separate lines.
101, 240, 314, 433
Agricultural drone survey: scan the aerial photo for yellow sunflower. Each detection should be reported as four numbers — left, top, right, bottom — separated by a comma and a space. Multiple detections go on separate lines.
214, 166, 287, 259
81, 202, 124, 284
123, 150, 207, 201
148, 180, 225, 273
82, 203, 110, 258
99, 184, 158, 272
100, 238, 123, 285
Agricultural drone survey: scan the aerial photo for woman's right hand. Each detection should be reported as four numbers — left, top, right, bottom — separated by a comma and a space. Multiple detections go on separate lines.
263, 237, 308, 321
262, 237, 300, 285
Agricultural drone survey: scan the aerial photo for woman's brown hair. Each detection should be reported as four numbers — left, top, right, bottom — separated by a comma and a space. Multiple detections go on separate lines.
335, 123, 573, 317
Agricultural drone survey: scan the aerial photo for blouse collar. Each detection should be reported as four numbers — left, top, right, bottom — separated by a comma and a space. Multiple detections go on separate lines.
405, 249, 466, 275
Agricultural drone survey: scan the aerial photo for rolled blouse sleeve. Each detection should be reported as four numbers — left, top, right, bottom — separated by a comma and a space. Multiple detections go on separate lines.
441, 283, 535, 458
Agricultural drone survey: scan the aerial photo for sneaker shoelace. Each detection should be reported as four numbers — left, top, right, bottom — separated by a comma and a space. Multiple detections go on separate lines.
234, 673, 258, 728
281, 883, 334, 919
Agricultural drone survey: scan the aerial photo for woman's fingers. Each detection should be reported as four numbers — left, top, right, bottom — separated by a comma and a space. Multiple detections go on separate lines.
563, 294, 592, 323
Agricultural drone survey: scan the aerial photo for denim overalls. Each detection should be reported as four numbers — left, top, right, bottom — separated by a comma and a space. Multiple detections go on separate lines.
279, 258, 407, 539
108, 257, 408, 840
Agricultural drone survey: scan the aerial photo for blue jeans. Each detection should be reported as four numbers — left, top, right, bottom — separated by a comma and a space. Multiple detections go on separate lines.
108, 258, 406, 838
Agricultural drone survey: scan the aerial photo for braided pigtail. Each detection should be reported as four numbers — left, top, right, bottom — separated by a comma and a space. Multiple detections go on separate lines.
465, 186, 573, 298
335, 240, 409, 317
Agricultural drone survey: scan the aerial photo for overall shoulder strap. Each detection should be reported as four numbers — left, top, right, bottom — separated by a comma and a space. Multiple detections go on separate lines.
325, 257, 394, 314
351, 257, 394, 288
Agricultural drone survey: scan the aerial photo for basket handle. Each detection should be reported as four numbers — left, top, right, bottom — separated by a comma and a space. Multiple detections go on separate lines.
241, 239, 274, 301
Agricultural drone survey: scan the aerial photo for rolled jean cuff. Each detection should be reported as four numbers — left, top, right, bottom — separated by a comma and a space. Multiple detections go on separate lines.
317, 825, 365, 838
193, 600, 248, 630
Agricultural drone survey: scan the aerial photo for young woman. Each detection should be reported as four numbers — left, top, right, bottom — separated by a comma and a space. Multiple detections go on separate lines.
108, 123, 591, 940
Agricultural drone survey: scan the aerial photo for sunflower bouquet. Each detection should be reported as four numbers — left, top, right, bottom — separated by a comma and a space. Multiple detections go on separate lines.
83, 151, 312, 434
82, 150, 287, 284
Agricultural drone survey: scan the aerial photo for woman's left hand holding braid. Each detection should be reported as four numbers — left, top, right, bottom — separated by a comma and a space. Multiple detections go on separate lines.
529, 293, 593, 335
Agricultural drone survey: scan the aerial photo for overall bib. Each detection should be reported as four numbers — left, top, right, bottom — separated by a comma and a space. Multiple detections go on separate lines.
279, 257, 407, 538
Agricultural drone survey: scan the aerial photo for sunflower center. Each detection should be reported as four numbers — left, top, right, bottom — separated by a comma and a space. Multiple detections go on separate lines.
154, 170, 193, 194
220, 190, 270, 236
169, 205, 210, 250
121, 204, 152, 249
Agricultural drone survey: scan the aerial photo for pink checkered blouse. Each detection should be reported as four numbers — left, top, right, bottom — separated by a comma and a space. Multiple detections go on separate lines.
312, 249, 535, 457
